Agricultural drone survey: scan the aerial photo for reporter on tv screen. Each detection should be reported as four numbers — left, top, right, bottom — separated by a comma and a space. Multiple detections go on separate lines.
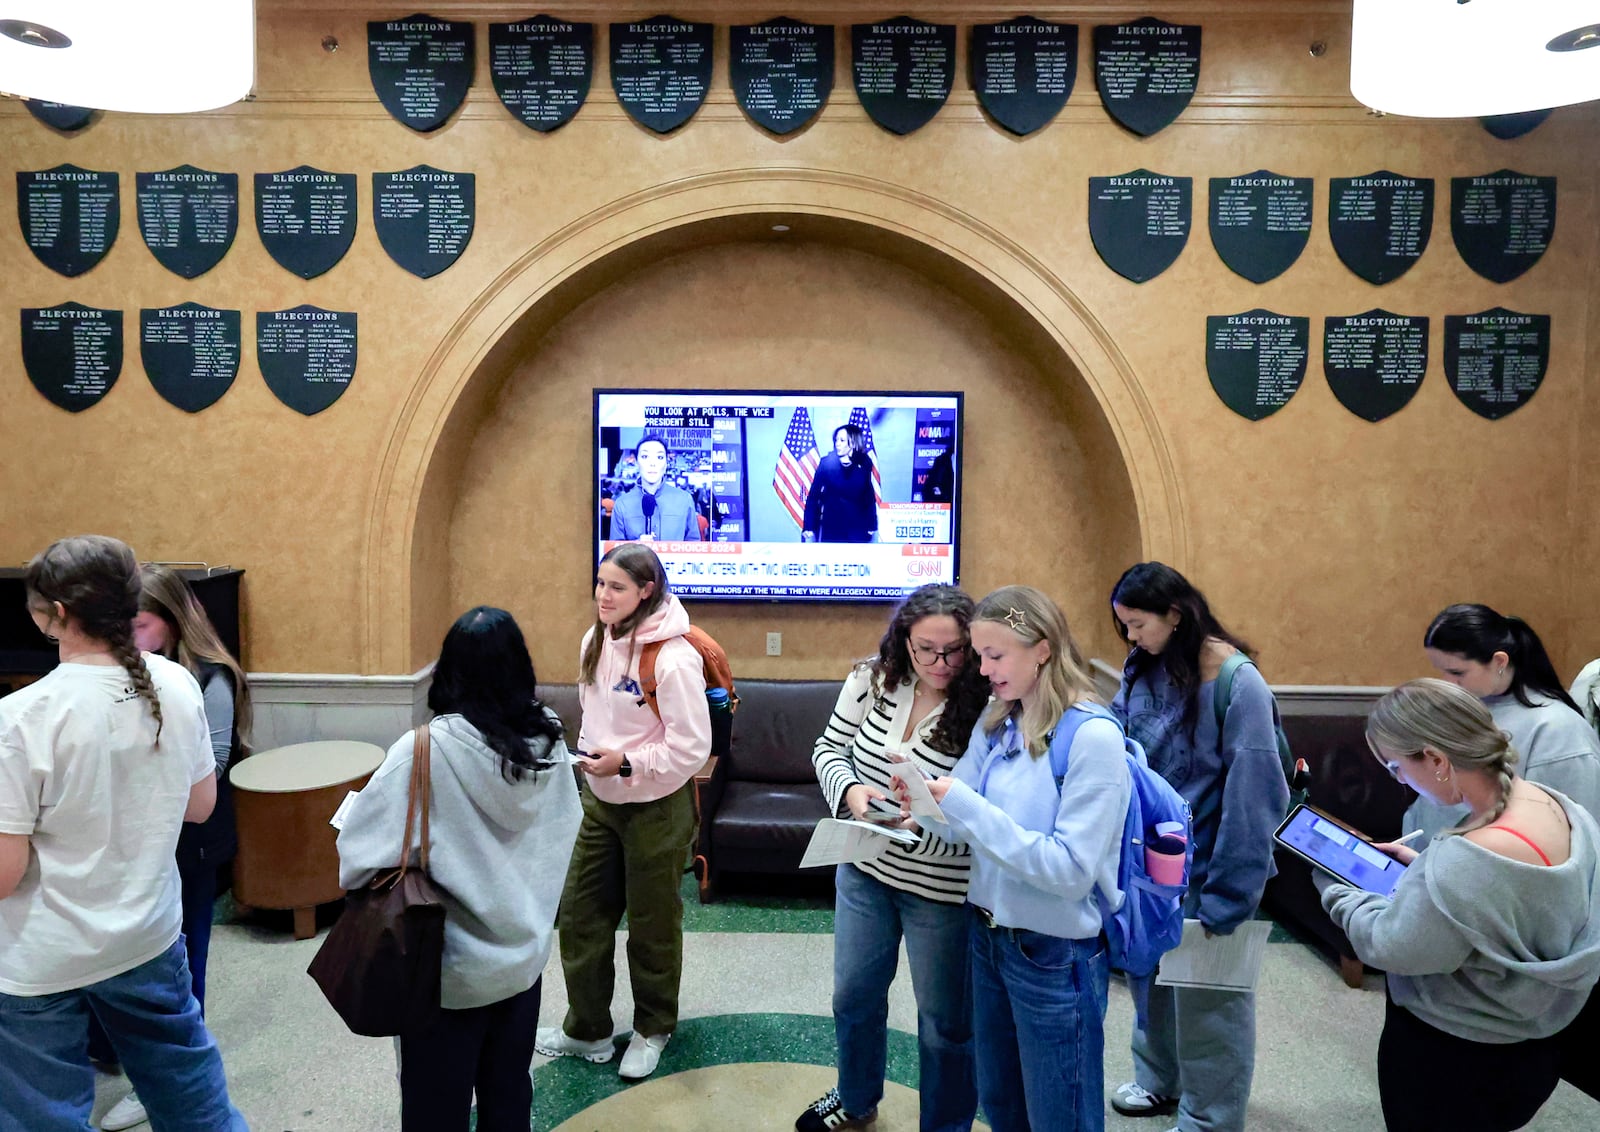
610, 436, 702, 543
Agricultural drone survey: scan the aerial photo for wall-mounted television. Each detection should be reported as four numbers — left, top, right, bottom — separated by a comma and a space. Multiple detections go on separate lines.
594, 389, 962, 602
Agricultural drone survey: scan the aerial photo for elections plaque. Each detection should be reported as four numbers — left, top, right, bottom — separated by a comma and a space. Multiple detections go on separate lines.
1089, 169, 1192, 283
1323, 310, 1428, 423
1450, 170, 1555, 284
852, 17, 956, 136
257, 306, 358, 416
1206, 310, 1309, 421
1208, 170, 1313, 284
489, 16, 593, 132
1094, 17, 1200, 137
17, 165, 119, 277
730, 18, 833, 135
610, 15, 714, 134
140, 303, 241, 414
25, 101, 95, 131
254, 167, 358, 280
21, 303, 122, 413
970, 18, 1077, 137
136, 166, 238, 279
1481, 110, 1550, 140
368, 13, 475, 132
373, 166, 475, 279
1329, 171, 1433, 285
1444, 308, 1549, 421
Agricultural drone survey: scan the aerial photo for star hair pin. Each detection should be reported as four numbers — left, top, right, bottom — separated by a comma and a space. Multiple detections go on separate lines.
1002, 607, 1028, 633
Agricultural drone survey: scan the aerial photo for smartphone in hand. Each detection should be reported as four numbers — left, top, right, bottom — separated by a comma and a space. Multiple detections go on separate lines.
861, 798, 904, 824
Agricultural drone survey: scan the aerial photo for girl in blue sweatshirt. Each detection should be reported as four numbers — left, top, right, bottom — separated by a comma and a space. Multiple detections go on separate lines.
1108, 563, 1288, 1132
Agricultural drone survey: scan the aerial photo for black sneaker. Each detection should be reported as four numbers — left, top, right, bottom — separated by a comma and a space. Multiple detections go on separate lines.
795, 1088, 876, 1131
1111, 1082, 1180, 1117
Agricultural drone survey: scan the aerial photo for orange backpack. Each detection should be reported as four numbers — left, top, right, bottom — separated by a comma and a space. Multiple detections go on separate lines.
639, 626, 738, 759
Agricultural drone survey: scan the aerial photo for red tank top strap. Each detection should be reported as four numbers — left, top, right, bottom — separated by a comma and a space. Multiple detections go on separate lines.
1481, 824, 1553, 866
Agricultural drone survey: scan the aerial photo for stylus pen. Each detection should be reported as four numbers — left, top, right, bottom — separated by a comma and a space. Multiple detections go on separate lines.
1393, 830, 1425, 847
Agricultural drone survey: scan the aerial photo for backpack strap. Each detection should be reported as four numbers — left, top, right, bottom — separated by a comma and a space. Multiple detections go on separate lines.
1049, 702, 1121, 783
639, 641, 665, 723
1213, 653, 1252, 732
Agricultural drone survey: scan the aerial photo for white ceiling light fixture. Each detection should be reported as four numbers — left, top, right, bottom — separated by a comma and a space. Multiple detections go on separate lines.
1351, 0, 1600, 117
0, 1, 255, 113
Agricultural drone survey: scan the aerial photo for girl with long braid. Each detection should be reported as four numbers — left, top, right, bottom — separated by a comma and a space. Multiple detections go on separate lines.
0, 536, 247, 1131
1319, 678, 1600, 1132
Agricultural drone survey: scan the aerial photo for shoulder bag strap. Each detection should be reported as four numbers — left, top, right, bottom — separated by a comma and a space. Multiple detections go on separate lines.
398, 724, 431, 878
1213, 653, 1252, 732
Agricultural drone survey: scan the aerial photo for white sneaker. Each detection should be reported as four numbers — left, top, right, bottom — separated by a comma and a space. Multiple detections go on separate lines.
618, 1031, 670, 1080
100, 1092, 149, 1130
534, 1026, 614, 1063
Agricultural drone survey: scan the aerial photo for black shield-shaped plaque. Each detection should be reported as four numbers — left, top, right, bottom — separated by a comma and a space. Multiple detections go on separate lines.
730, 18, 834, 135
1206, 310, 1309, 421
254, 167, 358, 280
1209, 170, 1313, 284
257, 306, 359, 416
852, 18, 956, 136
1089, 169, 1192, 283
17, 165, 119, 277
1450, 170, 1555, 284
140, 303, 241, 413
372, 166, 475, 279
1482, 110, 1551, 140
610, 16, 714, 134
971, 18, 1077, 137
136, 166, 238, 279
1094, 17, 1200, 136
21, 303, 122, 413
368, 13, 474, 132
26, 101, 95, 131
1444, 308, 1550, 421
490, 17, 593, 133
1324, 310, 1429, 423
1329, 171, 1433, 285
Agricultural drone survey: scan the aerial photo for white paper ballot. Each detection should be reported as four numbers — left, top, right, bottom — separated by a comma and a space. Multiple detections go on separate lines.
329, 790, 360, 831
1155, 919, 1272, 993
800, 818, 919, 868
894, 767, 945, 821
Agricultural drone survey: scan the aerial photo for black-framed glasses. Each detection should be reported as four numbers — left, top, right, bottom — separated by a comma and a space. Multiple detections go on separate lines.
910, 641, 967, 667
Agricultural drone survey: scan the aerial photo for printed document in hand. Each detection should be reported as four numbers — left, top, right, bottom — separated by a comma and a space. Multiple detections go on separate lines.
894, 767, 945, 821
800, 818, 919, 868
1154, 919, 1272, 993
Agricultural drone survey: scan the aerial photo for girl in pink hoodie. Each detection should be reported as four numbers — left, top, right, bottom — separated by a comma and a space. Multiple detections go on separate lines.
536, 543, 711, 1081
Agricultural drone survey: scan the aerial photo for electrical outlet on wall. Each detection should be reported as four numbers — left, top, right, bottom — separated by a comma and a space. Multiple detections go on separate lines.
766, 632, 783, 656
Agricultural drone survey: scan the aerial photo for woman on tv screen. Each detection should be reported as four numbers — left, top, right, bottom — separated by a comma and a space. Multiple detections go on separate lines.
610, 435, 703, 542
802, 425, 878, 544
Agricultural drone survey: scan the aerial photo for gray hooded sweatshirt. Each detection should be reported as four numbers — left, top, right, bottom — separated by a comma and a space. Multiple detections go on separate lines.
337, 712, 581, 1010
1320, 788, 1600, 1043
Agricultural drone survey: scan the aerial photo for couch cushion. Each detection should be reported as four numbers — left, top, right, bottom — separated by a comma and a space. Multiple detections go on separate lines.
710, 781, 831, 851
725, 679, 844, 784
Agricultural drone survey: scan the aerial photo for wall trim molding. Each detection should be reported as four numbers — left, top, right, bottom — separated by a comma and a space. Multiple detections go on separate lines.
1091, 657, 1386, 715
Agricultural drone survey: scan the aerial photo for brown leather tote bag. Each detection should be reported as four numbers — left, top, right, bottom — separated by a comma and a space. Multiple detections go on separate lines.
307, 724, 446, 1037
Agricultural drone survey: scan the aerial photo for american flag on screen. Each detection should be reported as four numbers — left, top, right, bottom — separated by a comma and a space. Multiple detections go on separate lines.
773, 407, 820, 529
848, 406, 885, 504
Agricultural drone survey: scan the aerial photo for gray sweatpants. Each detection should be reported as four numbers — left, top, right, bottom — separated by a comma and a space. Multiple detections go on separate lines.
1130, 980, 1256, 1132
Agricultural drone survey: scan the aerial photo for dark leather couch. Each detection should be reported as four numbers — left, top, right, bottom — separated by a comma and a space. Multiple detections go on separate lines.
1265, 711, 1413, 986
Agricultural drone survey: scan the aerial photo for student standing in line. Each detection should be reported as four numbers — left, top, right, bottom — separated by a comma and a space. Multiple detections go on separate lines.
796, 584, 990, 1132
0, 536, 247, 1132
1107, 562, 1288, 1132
914, 585, 1129, 1132
95, 564, 258, 1131
1322, 678, 1600, 1131
338, 607, 581, 1132
536, 543, 711, 1081
1407, 603, 1600, 841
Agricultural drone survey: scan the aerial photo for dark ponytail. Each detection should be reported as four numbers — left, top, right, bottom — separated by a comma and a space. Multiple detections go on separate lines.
1424, 603, 1581, 714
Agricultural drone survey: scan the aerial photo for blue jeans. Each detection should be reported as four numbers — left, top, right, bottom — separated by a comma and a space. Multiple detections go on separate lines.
833, 864, 976, 1132
0, 939, 247, 1132
969, 909, 1109, 1132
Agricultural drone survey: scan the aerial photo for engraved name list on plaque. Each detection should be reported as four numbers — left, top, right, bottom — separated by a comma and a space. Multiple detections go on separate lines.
1323, 310, 1428, 423
25, 101, 96, 131
610, 16, 714, 134
1094, 17, 1200, 136
254, 167, 358, 280
1444, 308, 1550, 421
21, 303, 123, 413
257, 306, 359, 417
1329, 171, 1433, 285
1209, 170, 1313, 284
17, 165, 119, 277
1089, 169, 1193, 283
373, 166, 475, 279
970, 17, 1078, 137
136, 165, 238, 279
368, 13, 475, 132
1206, 309, 1310, 421
490, 16, 594, 132
730, 18, 834, 135
851, 17, 956, 136
1450, 170, 1556, 284
140, 303, 242, 414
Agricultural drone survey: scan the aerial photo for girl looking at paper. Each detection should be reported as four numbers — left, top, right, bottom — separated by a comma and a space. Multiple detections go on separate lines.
798, 584, 989, 1132
1319, 678, 1600, 1132
915, 586, 1129, 1132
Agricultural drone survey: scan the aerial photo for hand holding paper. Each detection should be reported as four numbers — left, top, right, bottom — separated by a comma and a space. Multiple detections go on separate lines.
890, 766, 945, 821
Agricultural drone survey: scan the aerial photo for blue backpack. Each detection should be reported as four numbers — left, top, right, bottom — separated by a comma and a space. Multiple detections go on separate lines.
1049, 703, 1193, 983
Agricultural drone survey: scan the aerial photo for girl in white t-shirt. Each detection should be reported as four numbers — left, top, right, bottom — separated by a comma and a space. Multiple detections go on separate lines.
0, 535, 247, 1132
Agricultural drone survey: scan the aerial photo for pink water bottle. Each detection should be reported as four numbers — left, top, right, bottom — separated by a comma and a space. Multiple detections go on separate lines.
1145, 821, 1188, 887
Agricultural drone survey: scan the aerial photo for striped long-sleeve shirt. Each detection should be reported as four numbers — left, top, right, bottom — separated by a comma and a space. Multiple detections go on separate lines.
811, 664, 971, 904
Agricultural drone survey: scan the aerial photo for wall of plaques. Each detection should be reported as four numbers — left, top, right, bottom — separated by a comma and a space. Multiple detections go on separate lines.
11, 13, 1566, 426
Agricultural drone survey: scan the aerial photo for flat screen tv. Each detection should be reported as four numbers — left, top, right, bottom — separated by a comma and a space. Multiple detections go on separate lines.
594, 389, 962, 602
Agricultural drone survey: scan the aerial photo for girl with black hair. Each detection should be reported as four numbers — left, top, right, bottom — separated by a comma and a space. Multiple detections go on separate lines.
796, 584, 989, 1132
1407, 603, 1600, 842
1106, 562, 1288, 1132
337, 606, 581, 1132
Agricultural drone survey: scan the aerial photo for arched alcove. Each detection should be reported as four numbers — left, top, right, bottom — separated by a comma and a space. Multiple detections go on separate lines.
362, 170, 1187, 675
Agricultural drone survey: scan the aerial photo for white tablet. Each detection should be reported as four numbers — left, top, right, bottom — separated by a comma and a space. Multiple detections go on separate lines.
1273, 803, 1408, 898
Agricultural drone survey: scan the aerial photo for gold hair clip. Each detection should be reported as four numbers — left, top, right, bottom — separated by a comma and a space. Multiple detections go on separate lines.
1003, 607, 1027, 633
